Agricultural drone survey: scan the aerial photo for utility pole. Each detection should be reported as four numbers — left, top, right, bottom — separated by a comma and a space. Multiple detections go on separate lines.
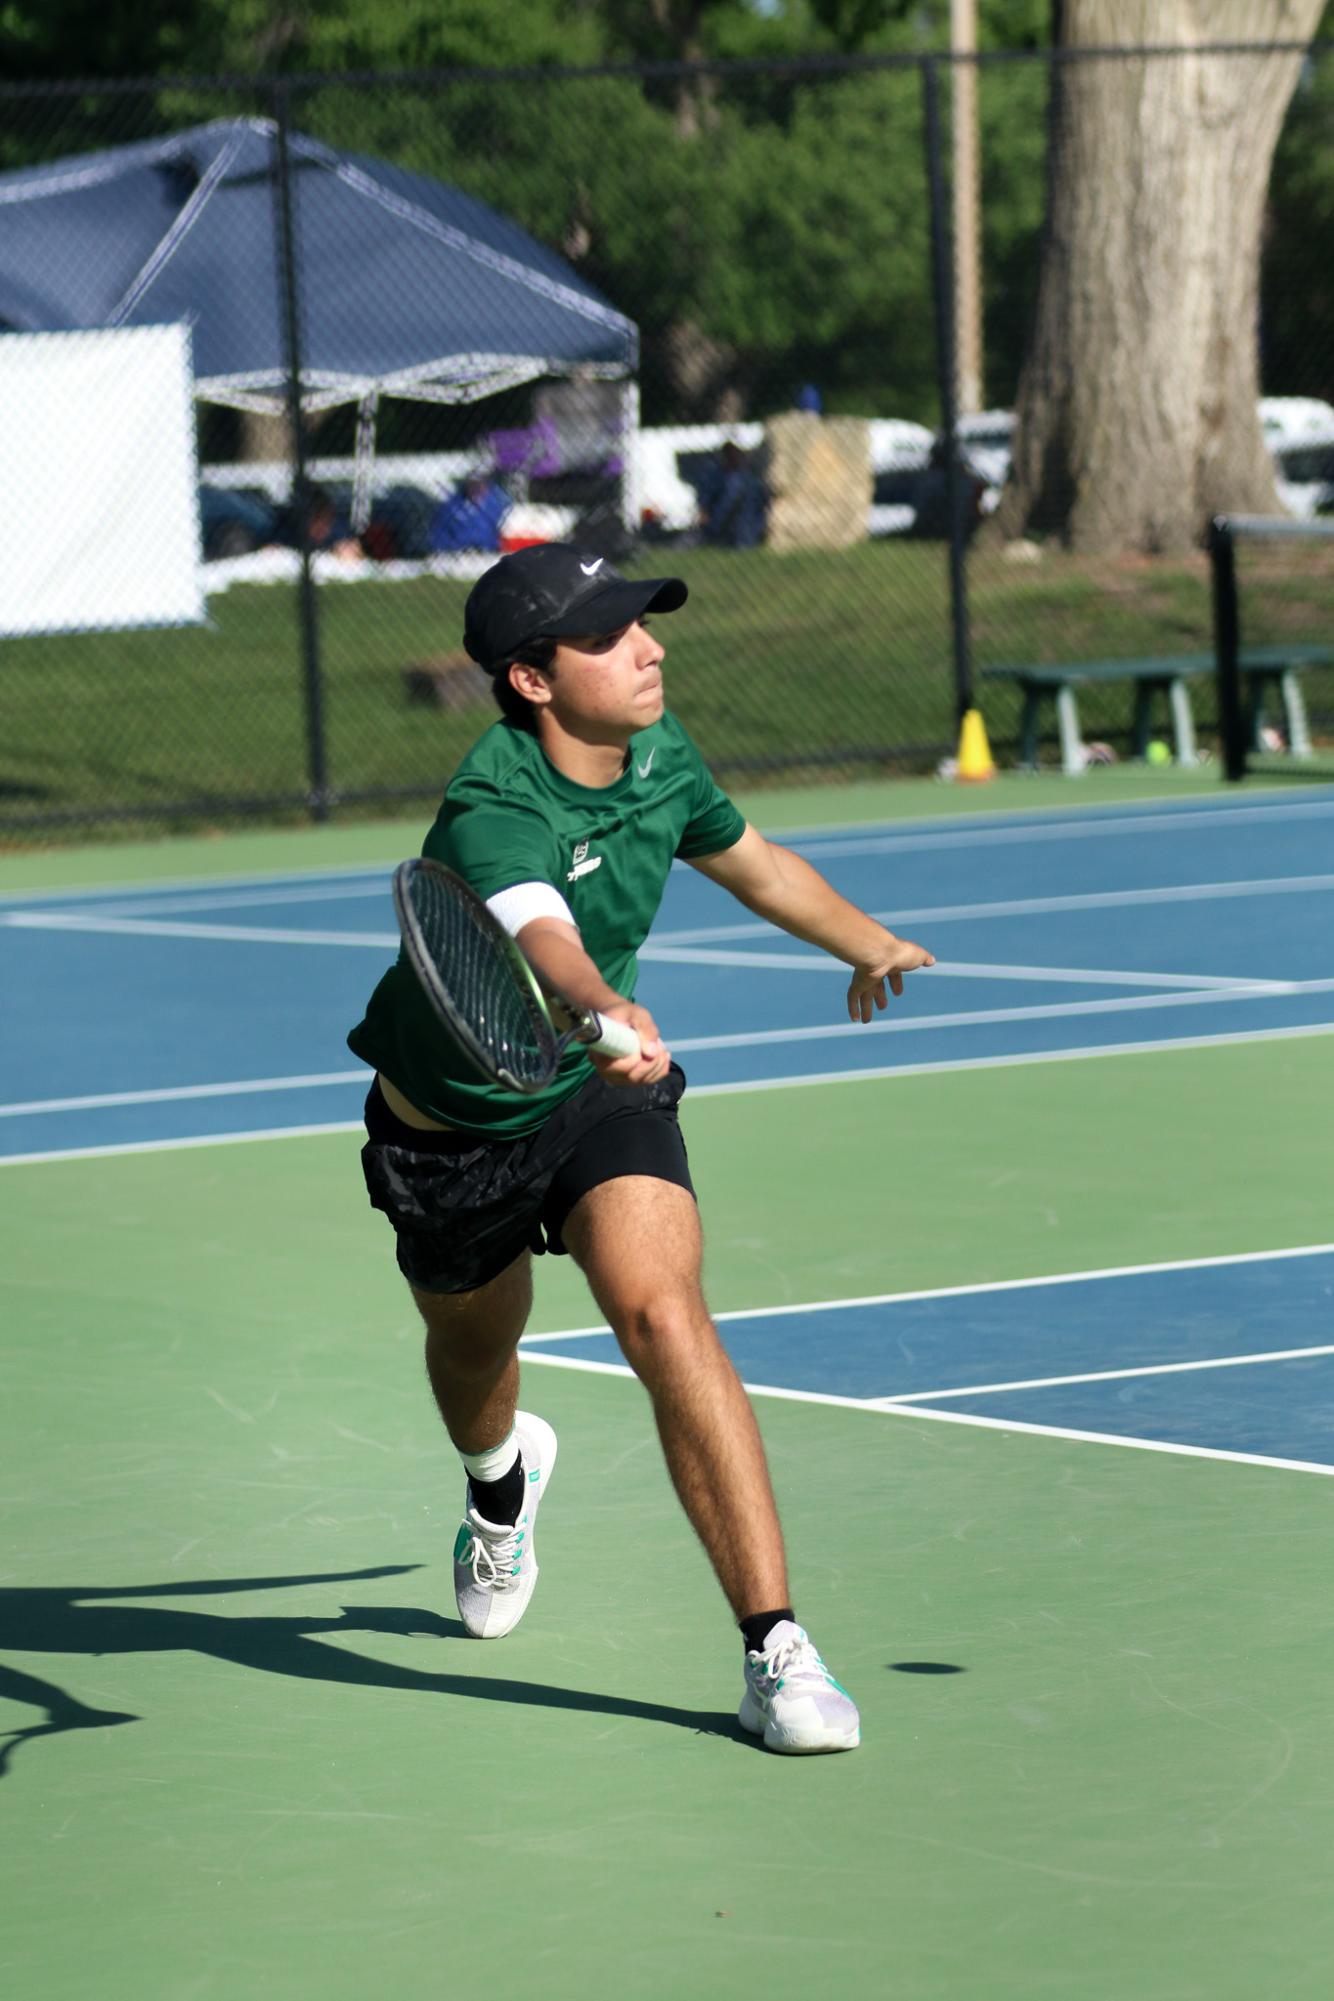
951, 0, 983, 416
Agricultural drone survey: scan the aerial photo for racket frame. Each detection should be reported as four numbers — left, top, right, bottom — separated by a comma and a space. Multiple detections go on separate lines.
391, 857, 638, 1094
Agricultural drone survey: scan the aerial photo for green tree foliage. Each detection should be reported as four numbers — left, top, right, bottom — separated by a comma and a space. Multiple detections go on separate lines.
1265, 46, 1334, 397
1, 0, 1329, 426
0, 0, 201, 77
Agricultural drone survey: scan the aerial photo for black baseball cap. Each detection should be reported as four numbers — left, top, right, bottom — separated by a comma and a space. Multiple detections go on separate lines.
463, 542, 688, 670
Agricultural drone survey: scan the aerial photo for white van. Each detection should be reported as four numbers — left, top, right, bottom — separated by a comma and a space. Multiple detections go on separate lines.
1260, 397, 1334, 518
633, 417, 935, 539
632, 423, 765, 535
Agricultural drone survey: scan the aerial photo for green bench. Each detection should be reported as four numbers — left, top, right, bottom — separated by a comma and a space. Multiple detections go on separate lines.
981, 646, 1328, 775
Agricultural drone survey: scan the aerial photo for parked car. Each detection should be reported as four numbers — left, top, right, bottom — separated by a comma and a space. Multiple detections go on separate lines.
954, 409, 1016, 492
1273, 440, 1334, 518
868, 418, 935, 535
198, 393, 1334, 566
634, 422, 765, 538
198, 483, 277, 559
914, 400, 1334, 523
634, 417, 938, 541
1262, 397, 1334, 518
1258, 395, 1334, 453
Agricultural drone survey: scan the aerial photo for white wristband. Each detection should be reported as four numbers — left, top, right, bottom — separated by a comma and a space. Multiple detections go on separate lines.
486, 880, 577, 937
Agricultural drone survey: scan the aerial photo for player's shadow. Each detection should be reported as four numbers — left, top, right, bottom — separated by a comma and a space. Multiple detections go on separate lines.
0, 1566, 745, 1775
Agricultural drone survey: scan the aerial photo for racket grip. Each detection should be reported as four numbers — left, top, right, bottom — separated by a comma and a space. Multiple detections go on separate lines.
586, 1012, 644, 1061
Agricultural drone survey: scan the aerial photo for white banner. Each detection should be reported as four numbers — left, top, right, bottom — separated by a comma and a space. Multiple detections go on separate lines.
0, 324, 204, 636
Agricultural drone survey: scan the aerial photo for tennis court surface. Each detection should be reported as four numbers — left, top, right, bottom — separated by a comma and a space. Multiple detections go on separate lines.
4, 776, 1334, 2000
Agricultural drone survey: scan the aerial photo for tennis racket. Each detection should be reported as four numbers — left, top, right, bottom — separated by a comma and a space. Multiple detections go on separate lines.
392, 856, 643, 1095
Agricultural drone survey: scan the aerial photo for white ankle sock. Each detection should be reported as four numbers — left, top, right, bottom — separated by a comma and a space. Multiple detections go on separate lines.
460, 1431, 519, 1485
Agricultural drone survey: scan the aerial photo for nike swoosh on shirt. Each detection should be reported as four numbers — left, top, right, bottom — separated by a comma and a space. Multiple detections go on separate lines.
636, 749, 656, 778
579, 558, 604, 576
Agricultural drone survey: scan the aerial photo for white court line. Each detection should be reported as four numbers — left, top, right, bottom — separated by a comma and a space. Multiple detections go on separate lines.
686, 1019, 1334, 1097
520, 1244, 1334, 1480
516, 1351, 1334, 1480
669, 977, 1334, 1052
7, 974, 1325, 1124
6, 908, 1312, 1031
521, 1242, 1334, 1341
5, 1018, 1334, 1135
783, 796, 1334, 860
6, 907, 1298, 1001
8, 865, 1330, 935
917, 962, 1291, 992
0, 1071, 365, 1118
2, 788, 1330, 912
874, 1342, 1334, 1404
24, 879, 395, 921
649, 871, 1334, 945
0, 862, 393, 909
4, 911, 397, 948
0, 1120, 367, 1165
643, 946, 1291, 993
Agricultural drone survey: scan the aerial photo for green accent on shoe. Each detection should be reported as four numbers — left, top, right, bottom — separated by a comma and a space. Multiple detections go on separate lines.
453, 1524, 472, 1562
529, 1467, 540, 1482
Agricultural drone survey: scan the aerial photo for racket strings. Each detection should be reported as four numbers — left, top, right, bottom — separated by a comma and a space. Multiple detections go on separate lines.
412, 869, 552, 1086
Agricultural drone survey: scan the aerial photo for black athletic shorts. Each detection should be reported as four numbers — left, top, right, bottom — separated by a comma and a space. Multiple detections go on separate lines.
359, 1063, 694, 1295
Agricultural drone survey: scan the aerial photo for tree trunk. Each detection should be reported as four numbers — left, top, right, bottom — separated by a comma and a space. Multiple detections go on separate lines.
997, 0, 1325, 554
644, 0, 720, 138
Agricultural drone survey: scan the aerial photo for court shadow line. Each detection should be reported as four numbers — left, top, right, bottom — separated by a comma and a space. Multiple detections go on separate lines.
0, 1567, 746, 1773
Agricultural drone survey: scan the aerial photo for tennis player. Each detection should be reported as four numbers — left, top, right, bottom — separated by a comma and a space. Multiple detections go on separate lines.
349, 543, 933, 1754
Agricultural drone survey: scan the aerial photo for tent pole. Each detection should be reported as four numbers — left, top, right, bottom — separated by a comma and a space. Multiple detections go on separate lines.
619, 378, 641, 540
351, 393, 378, 535
271, 85, 331, 823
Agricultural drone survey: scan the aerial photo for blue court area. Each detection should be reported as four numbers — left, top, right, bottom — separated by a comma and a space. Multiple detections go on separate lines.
525, 1247, 1334, 1474
4, 785, 1333, 1161
3, 785, 1333, 1482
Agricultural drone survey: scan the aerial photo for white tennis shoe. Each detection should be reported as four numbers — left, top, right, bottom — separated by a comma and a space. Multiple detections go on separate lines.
453, 1412, 557, 1640
738, 1620, 861, 1753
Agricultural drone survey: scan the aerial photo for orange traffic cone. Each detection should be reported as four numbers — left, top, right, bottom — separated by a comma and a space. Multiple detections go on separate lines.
956, 707, 996, 782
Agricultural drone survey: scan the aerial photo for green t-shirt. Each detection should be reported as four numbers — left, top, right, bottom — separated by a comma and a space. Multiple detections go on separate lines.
348, 710, 746, 1135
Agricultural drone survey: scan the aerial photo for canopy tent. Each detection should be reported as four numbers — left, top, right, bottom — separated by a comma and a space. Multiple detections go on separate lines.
0, 117, 639, 520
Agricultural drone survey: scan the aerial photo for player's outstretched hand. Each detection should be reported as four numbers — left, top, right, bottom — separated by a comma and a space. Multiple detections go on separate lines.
592, 1000, 672, 1086
847, 938, 935, 1022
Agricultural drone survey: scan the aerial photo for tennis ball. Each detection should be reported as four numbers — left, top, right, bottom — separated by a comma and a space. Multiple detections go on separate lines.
1146, 740, 1172, 766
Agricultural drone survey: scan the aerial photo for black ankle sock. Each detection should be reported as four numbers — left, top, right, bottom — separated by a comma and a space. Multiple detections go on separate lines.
740, 1609, 795, 1656
468, 1455, 526, 1526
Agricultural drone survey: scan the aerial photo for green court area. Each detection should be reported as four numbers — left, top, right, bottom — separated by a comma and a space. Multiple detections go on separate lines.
0, 756, 1233, 882
5, 1012, 1334, 1998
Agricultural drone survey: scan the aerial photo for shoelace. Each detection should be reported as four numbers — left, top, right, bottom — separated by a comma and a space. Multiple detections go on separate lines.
754, 1630, 830, 1692
464, 1516, 524, 1591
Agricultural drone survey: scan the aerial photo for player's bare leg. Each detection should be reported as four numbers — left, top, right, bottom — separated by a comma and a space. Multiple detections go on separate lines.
411, 1251, 557, 1639
412, 1250, 532, 1453
564, 1176, 860, 1751
561, 1176, 790, 1619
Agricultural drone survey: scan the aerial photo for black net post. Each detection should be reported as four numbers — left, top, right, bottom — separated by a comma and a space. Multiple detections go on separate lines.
1210, 516, 1246, 782
271, 82, 331, 822
922, 54, 973, 731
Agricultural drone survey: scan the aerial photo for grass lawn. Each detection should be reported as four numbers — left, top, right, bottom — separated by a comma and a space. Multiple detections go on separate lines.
1, 538, 1328, 838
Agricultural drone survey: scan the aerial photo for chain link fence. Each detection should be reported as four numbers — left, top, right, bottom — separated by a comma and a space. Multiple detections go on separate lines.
1, 44, 1330, 837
